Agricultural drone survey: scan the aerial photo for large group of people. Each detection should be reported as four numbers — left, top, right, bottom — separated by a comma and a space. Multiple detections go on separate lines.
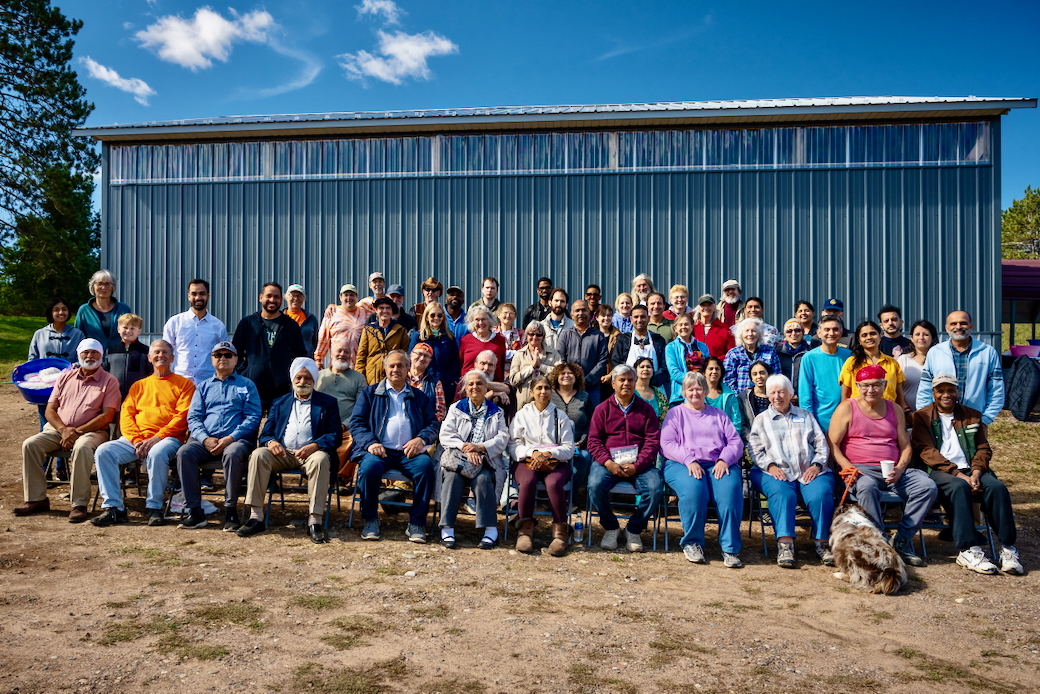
13, 269, 1023, 577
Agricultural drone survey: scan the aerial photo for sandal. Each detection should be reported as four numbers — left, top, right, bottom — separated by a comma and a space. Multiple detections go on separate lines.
478, 535, 498, 550
440, 534, 457, 550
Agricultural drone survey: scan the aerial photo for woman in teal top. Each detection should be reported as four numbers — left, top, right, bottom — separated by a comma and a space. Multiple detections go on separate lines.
704, 356, 744, 437
633, 357, 669, 423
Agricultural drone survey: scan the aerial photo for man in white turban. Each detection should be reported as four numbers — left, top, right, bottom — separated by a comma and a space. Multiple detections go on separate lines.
238, 357, 342, 543
15, 338, 121, 522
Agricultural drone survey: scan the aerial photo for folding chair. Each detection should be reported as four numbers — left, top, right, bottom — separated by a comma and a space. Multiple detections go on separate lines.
90, 458, 146, 512
42, 450, 71, 487
502, 459, 575, 543
917, 500, 997, 559
265, 468, 341, 529
585, 480, 657, 551
347, 469, 434, 531
748, 491, 819, 557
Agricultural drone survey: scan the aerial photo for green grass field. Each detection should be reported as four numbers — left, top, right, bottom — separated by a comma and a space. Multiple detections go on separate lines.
0, 315, 42, 380
1003, 323, 1040, 353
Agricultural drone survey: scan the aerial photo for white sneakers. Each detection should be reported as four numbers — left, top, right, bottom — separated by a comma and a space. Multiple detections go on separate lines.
682, 544, 706, 564
600, 528, 644, 553
999, 546, 1024, 575
957, 546, 998, 574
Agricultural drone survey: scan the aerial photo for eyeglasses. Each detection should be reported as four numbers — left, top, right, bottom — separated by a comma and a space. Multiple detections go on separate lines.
784, 328, 803, 333
585, 292, 600, 298
859, 382, 884, 390
213, 352, 235, 359
95, 282, 114, 288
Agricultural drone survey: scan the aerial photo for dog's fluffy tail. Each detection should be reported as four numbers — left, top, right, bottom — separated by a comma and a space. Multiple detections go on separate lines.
871, 568, 904, 595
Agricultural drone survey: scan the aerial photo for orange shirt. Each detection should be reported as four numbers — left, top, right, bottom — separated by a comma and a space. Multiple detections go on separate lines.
120, 373, 195, 443
285, 309, 307, 326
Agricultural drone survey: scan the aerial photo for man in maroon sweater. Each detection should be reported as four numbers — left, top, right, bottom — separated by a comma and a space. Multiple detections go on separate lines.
587, 364, 662, 553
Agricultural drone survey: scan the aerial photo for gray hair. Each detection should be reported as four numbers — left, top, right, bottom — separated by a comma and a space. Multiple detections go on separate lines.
731, 317, 765, 347
681, 370, 708, 393
475, 349, 499, 364
463, 369, 490, 387
149, 338, 173, 352
386, 349, 410, 366
765, 374, 795, 396
611, 364, 636, 381
88, 269, 116, 296
466, 305, 499, 332
523, 320, 545, 338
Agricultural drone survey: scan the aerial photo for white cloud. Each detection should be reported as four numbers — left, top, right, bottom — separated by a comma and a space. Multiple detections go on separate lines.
356, 0, 402, 25
134, 7, 275, 71
338, 30, 457, 85
80, 57, 158, 105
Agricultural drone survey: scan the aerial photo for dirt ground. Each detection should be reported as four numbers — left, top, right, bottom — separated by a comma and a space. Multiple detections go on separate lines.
2, 382, 1039, 694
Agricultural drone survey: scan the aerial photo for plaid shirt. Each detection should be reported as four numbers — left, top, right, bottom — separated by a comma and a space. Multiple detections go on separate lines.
723, 344, 782, 392
747, 404, 829, 482
951, 343, 970, 396
408, 373, 447, 422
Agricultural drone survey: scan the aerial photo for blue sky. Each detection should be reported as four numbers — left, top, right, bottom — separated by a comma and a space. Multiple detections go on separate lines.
67, 0, 1038, 208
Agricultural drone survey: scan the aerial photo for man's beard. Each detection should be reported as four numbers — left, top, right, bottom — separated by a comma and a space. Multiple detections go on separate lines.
294, 384, 314, 397
723, 295, 740, 305
79, 357, 99, 370
332, 360, 350, 371
949, 329, 970, 340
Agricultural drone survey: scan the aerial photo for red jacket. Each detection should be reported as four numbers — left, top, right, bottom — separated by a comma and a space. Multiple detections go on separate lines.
587, 395, 661, 474
458, 332, 507, 382
695, 320, 735, 358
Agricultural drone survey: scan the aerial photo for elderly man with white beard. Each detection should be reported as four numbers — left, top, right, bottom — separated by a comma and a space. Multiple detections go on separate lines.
238, 358, 342, 544
15, 338, 122, 522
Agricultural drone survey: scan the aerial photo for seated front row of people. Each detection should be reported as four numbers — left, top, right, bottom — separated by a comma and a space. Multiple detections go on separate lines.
12, 338, 1024, 575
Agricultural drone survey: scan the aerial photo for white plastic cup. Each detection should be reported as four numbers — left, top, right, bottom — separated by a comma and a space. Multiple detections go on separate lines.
880, 460, 895, 477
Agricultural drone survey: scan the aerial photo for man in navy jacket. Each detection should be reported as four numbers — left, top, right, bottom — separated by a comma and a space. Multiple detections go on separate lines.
350, 350, 440, 543
238, 358, 341, 544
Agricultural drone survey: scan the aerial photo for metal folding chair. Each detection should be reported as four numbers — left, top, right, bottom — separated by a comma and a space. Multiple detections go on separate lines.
265, 468, 340, 529
585, 479, 658, 551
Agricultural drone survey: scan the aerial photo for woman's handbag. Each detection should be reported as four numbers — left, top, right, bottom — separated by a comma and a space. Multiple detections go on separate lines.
440, 446, 484, 479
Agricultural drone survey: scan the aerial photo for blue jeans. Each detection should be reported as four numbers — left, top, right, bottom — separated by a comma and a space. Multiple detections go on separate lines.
749, 467, 835, 541
585, 388, 602, 409
662, 460, 744, 553
95, 436, 182, 510
357, 450, 435, 525
588, 463, 662, 534
571, 450, 593, 496
852, 464, 938, 536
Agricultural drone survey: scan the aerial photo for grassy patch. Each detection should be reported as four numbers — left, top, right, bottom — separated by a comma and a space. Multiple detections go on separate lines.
567, 663, 637, 694
869, 611, 894, 624
648, 633, 715, 666
977, 628, 1003, 639
320, 615, 389, 651
0, 316, 39, 379
104, 601, 129, 609
288, 657, 408, 693
419, 679, 487, 694
99, 620, 145, 645
188, 602, 263, 626
375, 567, 405, 576
291, 594, 344, 611
894, 646, 1011, 690
408, 603, 448, 619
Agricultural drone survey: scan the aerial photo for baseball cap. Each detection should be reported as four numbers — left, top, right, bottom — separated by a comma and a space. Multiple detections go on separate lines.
368, 272, 384, 282
722, 279, 740, 290
286, 284, 305, 295
932, 374, 959, 388
340, 283, 358, 294
697, 294, 716, 305
387, 284, 405, 297
824, 298, 844, 311
446, 285, 464, 295
211, 341, 238, 355
373, 296, 399, 314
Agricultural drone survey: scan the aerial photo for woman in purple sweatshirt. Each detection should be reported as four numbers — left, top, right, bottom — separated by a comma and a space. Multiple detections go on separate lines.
661, 370, 746, 568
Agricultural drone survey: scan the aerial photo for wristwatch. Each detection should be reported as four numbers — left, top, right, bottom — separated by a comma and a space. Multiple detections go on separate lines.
810, 462, 824, 470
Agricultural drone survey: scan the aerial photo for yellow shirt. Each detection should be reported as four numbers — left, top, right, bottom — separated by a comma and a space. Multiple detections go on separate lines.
120, 373, 195, 443
839, 354, 905, 402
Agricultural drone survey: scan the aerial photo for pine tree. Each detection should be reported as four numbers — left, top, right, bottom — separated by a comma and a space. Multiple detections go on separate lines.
1003, 186, 1040, 259
0, 0, 99, 312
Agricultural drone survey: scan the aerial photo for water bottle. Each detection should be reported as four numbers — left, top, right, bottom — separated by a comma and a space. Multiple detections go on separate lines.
572, 513, 584, 544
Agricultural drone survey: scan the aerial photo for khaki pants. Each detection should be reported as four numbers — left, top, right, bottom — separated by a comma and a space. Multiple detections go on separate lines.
22, 423, 108, 507
336, 429, 356, 483
245, 447, 331, 516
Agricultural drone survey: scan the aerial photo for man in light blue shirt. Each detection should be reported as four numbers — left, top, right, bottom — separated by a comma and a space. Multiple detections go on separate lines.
797, 316, 852, 433
176, 342, 261, 531
163, 279, 229, 384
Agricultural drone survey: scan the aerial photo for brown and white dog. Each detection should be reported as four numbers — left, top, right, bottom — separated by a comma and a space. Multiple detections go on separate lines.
829, 503, 907, 595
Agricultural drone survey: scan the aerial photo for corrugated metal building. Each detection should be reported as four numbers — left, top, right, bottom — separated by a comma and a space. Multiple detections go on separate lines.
76, 95, 1036, 342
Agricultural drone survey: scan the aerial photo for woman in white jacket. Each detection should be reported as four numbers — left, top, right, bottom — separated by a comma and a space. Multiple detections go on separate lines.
438, 370, 509, 549
507, 376, 575, 556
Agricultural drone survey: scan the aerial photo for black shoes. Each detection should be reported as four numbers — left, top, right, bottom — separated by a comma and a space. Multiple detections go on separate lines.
90, 507, 129, 527
146, 509, 165, 526
308, 524, 330, 544
223, 509, 240, 532
236, 519, 266, 537
177, 508, 208, 529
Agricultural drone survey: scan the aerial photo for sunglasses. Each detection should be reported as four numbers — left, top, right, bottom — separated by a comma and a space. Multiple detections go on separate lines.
585, 292, 601, 298
213, 352, 235, 359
